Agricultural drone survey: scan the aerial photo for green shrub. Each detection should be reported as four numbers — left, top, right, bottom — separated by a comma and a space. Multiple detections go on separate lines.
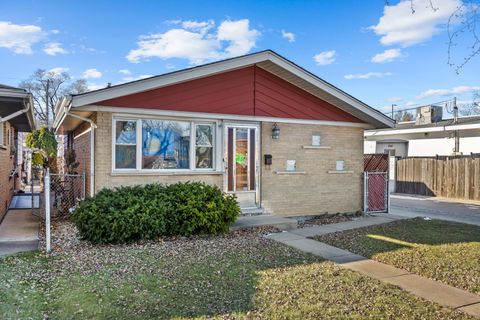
72, 182, 240, 243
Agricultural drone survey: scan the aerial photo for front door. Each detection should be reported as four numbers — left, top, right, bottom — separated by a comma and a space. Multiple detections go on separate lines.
224, 125, 259, 208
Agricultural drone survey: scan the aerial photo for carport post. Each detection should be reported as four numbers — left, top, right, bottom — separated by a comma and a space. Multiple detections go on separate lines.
44, 168, 51, 253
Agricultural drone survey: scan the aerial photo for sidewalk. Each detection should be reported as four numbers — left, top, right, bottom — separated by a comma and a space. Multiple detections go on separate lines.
266, 213, 480, 318
0, 209, 40, 257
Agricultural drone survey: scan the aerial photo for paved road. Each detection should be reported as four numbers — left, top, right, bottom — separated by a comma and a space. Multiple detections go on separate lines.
390, 194, 480, 226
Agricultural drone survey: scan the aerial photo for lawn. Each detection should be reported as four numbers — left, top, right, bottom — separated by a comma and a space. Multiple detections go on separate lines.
0, 223, 474, 319
313, 218, 480, 295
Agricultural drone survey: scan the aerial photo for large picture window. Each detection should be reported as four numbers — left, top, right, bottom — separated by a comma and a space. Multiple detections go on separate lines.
113, 118, 216, 171
142, 120, 190, 169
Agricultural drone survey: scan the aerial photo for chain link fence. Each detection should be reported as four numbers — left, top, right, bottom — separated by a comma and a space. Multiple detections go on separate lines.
49, 173, 85, 218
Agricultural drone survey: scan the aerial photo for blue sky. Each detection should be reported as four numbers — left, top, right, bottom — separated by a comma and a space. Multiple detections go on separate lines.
1, 0, 479, 114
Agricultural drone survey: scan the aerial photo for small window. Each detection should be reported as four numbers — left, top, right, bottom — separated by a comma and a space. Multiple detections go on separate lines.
336, 160, 345, 171
115, 120, 137, 169
195, 124, 213, 169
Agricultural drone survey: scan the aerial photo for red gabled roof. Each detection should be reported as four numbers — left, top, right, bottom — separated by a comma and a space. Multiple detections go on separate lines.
99, 66, 362, 123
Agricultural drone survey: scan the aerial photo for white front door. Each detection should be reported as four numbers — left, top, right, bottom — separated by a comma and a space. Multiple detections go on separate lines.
224, 124, 260, 208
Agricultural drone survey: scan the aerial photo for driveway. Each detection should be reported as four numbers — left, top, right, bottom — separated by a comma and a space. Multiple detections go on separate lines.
390, 194, 480, 226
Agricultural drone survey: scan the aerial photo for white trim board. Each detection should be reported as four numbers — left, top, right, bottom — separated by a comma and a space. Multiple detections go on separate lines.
67, 50, 393, 128
80, 105, 373, 128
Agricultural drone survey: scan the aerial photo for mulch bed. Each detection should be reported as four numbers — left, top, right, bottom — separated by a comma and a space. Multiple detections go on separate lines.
297, 214, 354, 228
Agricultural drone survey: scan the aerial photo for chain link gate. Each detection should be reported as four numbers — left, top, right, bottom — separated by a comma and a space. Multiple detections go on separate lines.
363, 154, 390, 213
364, 172, 389, 213
49, 173, 85, 218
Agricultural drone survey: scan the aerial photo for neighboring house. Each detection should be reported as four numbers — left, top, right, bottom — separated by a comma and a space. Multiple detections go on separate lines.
0, 85, 35, 220
54, 50, 393, 216
365, 106, 480, 157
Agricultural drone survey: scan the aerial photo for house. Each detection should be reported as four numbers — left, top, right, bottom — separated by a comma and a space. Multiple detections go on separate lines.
0, 85, 35, 221
365, 105, 480, 157
53, 50, 393, 216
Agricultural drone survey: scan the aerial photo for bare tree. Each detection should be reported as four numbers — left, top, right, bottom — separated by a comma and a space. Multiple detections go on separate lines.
394, 110, 416, 122
459, 92, 480, 115
384, 0, 480, 73
18, 69, 88, 127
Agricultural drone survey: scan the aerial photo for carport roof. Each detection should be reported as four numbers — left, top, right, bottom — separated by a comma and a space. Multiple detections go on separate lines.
0, 85, 35, 132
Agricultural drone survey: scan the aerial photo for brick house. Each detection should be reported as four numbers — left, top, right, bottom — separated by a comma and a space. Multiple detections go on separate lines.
54, 50, 393, 216
0, 85, 35, 221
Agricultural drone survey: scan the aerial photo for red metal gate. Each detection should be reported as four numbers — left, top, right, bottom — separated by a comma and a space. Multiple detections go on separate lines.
364, 154, 389, 213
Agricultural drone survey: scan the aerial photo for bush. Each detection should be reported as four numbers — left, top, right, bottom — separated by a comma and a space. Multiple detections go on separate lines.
72, 182, 240, 243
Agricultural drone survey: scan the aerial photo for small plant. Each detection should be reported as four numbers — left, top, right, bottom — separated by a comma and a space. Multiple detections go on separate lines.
72, 182, 240, 243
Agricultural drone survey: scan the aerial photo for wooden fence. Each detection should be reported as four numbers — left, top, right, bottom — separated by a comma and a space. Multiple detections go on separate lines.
396, 157, 480, 201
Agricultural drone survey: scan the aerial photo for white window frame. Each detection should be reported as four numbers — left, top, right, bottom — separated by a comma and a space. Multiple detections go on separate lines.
0, 122, 4, 147
112, 116, 219, 173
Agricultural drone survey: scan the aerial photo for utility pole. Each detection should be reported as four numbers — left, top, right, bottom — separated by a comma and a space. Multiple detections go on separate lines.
391, 104, 397, 120
453, 97, 459, 154
45, 79, 50, 128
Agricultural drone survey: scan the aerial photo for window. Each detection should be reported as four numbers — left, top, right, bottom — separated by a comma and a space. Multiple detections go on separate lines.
113, 118, 216, 171
142, 120, 190, 169
195, 124, 213, 169
115, 120, 137, 169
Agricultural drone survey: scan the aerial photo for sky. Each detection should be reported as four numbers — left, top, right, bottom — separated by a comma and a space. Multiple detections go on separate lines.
1, 0, 479, 114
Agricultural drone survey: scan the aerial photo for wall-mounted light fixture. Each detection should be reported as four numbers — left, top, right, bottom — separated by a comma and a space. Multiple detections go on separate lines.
272, 123, 280, 139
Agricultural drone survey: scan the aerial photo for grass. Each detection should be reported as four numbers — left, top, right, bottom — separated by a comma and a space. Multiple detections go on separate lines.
0, 229, 475, 319
313, 218, 480, 295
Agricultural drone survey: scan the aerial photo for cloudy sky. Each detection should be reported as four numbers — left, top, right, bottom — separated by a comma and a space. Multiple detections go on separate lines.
1, 0, 479, 113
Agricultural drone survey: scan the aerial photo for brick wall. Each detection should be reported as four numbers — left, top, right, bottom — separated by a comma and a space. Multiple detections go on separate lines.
73, 118, 93, 196
81, 112, 364, 216
0, 121, 16, 220
94, 112, 223, 191
260, 122, 364, 216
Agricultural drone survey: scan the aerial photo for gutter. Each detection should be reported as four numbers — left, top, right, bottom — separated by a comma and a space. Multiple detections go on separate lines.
0, 96, 32, 124
67, 112, 97, 197
54, 97, 97, 197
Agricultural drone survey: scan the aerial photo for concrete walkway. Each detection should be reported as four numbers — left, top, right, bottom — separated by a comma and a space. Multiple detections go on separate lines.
0, 209, 40, 257
266, 213, 480, 318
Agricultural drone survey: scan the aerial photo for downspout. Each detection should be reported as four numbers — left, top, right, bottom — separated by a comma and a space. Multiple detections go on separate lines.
66, 112, 97, 197
0, 97, 31, 123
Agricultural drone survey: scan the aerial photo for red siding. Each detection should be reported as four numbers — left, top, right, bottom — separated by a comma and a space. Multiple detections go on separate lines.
99, 66, 363, 123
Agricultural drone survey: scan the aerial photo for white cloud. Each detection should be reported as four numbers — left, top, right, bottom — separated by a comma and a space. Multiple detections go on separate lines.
82, 68, 102, 79
388, 96, 403, 103
0, 21, 45, 54
344, 72, 392, 80
313, 50, 336, 66
417, 85, 480, 99
281, 30, 295, 42
47, 67, 69, 75
43, 42, 67, 55
127, 19, 260, 64
371, 48, 402, 63
118, 69, 131, 75
370, 0, 461, 47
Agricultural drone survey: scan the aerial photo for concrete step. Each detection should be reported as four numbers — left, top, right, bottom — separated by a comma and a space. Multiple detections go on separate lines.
240, 207, 265, 216
231, 215, 297, 231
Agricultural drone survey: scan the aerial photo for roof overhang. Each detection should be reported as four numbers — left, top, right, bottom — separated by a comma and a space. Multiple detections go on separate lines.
55, 50, 394, 132
0, 87, 35, 132
365, 122, 480, 141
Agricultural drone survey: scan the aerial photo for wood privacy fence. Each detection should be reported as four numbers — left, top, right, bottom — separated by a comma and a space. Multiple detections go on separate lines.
396, 157, 480, 201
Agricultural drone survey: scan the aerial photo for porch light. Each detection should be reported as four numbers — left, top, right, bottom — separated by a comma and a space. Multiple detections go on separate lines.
272, 123, 280, 139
